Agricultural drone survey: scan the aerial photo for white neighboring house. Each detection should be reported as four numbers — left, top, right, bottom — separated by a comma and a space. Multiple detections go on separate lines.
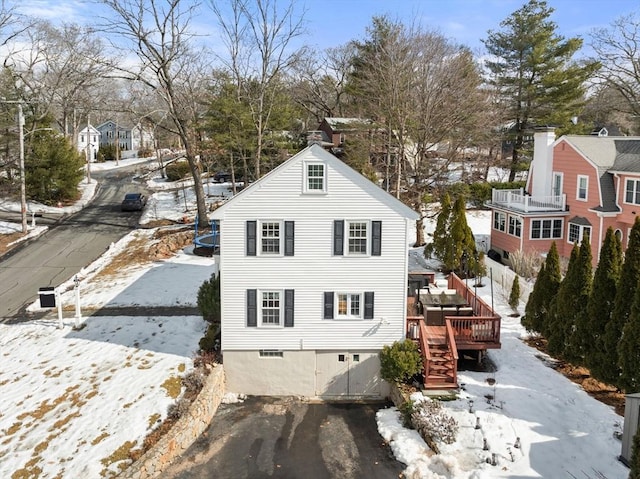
209, 144, 419, 398
96, 120, 154, 159
77, 125, 100, 162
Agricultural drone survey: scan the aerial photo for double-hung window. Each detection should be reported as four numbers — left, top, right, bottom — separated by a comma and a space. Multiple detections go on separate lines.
625, 179, 640, 205
305, 163, 325, 193
493, 211, 506, 232
261, 291, 281, 326
337, 293, 362, 319
531, 219, 563, 239
577, 175, 588, 201
348, 222, 368, 254
261, 221, 280, 254
508, 215, 522, 237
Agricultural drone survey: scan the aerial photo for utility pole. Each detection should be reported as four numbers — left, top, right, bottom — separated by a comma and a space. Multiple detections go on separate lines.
17, 103, 27, 234
85, 113, 91, 183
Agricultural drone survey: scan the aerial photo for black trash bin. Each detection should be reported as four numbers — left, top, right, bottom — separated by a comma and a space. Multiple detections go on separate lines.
39, 287, 56, 308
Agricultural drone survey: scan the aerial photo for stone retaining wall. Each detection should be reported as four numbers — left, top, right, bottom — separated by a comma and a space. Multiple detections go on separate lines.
118, 365, 226, 479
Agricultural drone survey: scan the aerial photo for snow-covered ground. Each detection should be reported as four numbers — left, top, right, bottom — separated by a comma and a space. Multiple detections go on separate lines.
0, 161, 629, 478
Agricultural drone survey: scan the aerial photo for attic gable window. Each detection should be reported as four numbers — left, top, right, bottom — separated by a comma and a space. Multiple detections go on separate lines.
305, 162, 325, 193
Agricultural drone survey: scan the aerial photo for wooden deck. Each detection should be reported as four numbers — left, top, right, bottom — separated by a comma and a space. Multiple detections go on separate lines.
407, 272, 502, 390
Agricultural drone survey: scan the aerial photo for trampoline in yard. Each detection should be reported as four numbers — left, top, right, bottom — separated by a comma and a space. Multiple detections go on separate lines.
194, 216, 220, 256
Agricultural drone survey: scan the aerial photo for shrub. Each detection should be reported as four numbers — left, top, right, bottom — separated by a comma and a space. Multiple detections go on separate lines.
138, 146, 154, 158
631, 428, 640, 479
197, 273, 220, 323
509, 276, 521, 311
181, 369, 205, 397
379, 340, 422, 384
398, 399, 415, 428
166, 398, 191, 421
98, 143, 117, 162
165, 161, 192, 181
411, 399, 458, 449
199, 323, 220, 352
509, 249, 543, 279
468, 182, 492, 208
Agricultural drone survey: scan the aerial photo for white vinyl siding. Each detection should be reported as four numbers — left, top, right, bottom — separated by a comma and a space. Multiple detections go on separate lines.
213, 149, 412, 352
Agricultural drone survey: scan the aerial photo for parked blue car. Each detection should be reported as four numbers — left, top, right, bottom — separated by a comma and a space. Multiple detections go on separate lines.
121, 193, 147, 212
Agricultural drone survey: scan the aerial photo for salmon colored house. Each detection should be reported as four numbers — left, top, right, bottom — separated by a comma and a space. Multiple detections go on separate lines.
489, 129, 640, 265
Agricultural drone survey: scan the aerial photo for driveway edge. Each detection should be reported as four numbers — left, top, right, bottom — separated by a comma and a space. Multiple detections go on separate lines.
117, 364, 226, 479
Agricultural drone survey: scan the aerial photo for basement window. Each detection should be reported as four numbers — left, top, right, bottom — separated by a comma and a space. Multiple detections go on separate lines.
259, 350, 283, 358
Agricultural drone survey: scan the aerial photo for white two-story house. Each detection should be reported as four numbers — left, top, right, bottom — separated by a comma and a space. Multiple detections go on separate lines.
209, 144, 418, 398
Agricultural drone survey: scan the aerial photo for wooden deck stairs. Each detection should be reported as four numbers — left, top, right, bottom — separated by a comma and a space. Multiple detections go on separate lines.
423, 326, 457, 389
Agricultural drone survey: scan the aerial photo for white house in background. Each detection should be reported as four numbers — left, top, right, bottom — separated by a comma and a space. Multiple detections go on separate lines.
77, 125, 100, 161
96, 120, 154, 159
209, 144, 419, 398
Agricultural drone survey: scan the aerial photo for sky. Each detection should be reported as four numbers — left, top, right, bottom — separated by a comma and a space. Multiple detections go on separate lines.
0, 156, 631, 478
13, 0, 640, 58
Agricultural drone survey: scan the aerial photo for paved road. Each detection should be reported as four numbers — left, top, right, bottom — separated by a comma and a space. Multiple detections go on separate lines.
0, 167, 148, 322
163, 396, 405, 479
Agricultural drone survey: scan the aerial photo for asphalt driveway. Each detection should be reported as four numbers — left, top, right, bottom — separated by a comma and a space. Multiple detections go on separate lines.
163, 396, 405, 479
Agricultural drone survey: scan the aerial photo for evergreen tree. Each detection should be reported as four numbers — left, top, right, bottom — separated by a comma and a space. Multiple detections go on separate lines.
449, 195, 480, 277
523, 242, 561, 334
425, 193, 452, 263
618, 281, 640, 392
631, 428, 640, 479
26, 131, 84, 204
522, 262, 546, 332
564, 236, 593, 365
509, 275, 521, 311
482, 0, 598, 181
547, 243, 581, 357
586, 228, 622, 382
603, 217, 640, 387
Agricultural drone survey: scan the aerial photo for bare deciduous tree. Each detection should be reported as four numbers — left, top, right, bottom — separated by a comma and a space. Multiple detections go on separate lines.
210, 0, 306, 179
100, 0, 209, 225
590, 12, 640, 121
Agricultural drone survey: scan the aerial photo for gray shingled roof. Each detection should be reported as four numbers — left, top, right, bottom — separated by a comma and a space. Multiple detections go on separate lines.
565, 136, 640, 213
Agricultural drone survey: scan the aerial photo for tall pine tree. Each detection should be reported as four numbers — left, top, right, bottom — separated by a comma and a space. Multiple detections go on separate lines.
547, 243, 581, 357
586, 227, 622, 382
482, 0, 598, 181
564, 235, 593, 365
618, 281, 640, 392
523, 242, 561, 335
425, 193, 452, 263
603, 217, 640, 387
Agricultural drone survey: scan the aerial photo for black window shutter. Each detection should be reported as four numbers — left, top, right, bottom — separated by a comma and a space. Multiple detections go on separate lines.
247, 289, 257, 327
364, 292, 374, 319
333, 220, 344, 255
284, 221, 295, 256
371, 221, 382, 256
246, 221, 256, 256
324, 292, 334, 319
284, 289, 294, 327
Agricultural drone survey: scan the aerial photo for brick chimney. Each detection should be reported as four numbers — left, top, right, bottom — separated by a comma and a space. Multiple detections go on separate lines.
529, 128, 556, 197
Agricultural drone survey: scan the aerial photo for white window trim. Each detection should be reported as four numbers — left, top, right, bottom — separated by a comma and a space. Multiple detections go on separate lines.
335, 292, 363, 320
493, 211, 506, 232
259, 289, 283, 328
624, 178, 640, 206
567, 223, 591, 245
552, 172, 563, 197
530, 218, 564, 240
346, 220, 369, 256
258, 220, 283, 256
303, 161, 326, 194
576, 175, 589, 201
507, 215, 522, 238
